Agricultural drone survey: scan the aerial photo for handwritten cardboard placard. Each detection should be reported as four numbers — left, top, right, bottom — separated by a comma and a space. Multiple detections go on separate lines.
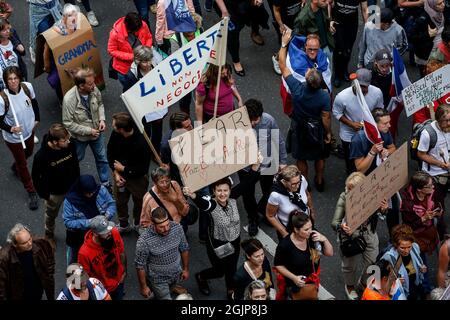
345, 143, 408, 233
403, 65, 450, 117
34, 13, 105, 95
168, 107, 258, 192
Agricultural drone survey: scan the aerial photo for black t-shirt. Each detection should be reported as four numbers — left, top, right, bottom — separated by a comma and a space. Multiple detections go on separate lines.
17, 250, 44, 300
274, 236, 319, 289
233, 257, 274, 300
273, 0, 302, 28
333, 0, 364, 24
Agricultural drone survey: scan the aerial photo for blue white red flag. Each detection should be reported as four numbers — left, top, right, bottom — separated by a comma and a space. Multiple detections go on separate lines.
354, 78, 382, 145
165, 0, 196, 33
387, 47, 412, 136
280, 35, 331, 115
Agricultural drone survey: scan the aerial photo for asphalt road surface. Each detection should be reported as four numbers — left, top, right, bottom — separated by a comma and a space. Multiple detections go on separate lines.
1, 0, 448, 300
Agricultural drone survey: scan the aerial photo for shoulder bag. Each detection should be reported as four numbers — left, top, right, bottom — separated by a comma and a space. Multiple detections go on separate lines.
339, 230, 367, 258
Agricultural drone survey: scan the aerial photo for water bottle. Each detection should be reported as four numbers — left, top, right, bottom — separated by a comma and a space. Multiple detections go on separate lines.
314, 241, 322, 255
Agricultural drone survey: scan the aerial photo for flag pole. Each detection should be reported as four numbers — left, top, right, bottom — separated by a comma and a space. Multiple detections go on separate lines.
142, 130, 163, 167
213, 17, 229, 119
6, 91, 26, 149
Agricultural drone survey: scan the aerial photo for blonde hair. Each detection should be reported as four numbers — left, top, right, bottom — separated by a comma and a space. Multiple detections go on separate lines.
280, 165, 301, 181
345, 172, 365, 193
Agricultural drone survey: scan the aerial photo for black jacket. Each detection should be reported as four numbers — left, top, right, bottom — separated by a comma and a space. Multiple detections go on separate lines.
107, 129, 151, 179
31, 134, 80, 199
371, 70, 392, 108
410, 11, 436, 61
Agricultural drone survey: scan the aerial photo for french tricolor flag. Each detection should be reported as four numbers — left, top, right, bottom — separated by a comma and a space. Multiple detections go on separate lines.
353, 76, 382, 145
279, 36, 332, 116
387, 47, 411, 137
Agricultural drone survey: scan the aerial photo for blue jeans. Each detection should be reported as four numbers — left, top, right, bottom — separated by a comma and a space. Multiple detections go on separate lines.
29, 0, 62, 51
66, 246, 80, 266
109, 282, 125, 300
133, 0, 155, 31
73, 134, 110, 185
148, 274, 181, 300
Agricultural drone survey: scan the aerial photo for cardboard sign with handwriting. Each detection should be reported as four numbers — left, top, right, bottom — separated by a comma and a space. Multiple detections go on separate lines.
403, 65, 450, 117
34, 13, 104, 95
345, 143, 408, 233
169, 107, 258, 192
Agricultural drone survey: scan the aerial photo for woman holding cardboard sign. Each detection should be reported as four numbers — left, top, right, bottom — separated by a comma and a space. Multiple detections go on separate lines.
183, 154, 262, 299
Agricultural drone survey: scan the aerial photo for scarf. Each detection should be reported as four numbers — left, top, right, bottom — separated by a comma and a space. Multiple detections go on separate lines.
425, 0, 444, 29
65, 175, 100, 219
271, 178, 308, 213
406, 185, 435, 227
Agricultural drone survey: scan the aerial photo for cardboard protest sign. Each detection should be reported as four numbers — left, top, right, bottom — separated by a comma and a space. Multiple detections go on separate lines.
404, 65, 450, 117
121, 19, 228, 133
168, 107, 258, 192
34, 13, 104, 95
345, 143, 408, 233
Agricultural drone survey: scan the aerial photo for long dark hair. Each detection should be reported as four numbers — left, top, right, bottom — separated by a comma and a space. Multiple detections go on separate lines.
201, 63, 233, 88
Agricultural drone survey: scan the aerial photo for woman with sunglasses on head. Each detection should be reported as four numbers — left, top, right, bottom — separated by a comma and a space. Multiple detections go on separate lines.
266, 165, 315, 241
183, 156, 262, 299
274, 212, 333, 300
232, 238, 274, 300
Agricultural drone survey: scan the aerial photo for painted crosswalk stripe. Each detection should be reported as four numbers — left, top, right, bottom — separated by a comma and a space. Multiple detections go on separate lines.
244, 225, 335, 300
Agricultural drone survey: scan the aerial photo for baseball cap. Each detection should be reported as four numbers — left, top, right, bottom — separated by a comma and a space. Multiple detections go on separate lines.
374, 49, 392, 64
90, 215, 114, 235
356, 68, 372, 86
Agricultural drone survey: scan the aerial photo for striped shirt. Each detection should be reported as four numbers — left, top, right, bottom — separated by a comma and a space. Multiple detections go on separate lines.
134, 222, 189, 283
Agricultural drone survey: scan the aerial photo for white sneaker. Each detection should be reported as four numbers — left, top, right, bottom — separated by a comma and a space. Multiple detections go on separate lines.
344, 285, 359, 300
30, 46, 35, 64
272, 55, 281, 75
87, 11, 99, 27
34, 135, 39, 144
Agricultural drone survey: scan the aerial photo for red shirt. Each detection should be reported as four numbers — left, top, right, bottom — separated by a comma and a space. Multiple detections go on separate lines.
78, 228, 125, 292
412, 92, 450, 125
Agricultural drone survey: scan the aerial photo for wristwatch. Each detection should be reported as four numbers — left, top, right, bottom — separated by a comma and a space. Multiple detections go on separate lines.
281, 43, 288, 48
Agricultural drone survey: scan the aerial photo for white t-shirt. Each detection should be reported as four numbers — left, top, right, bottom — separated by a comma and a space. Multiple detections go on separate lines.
418, 121, 450, 176
0, 82, 36, 143
267, 175, 309, 227
332, 85, 384, 142
56, 278, 110, 300
0, 41, 19, 88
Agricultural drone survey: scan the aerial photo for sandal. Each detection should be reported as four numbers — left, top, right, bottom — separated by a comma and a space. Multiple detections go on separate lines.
233, 64, 246, 77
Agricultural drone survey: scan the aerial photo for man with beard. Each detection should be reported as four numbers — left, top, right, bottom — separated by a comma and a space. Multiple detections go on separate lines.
417, 104, 450, 238
78, 215, 126, 300
135, 207, 190, 300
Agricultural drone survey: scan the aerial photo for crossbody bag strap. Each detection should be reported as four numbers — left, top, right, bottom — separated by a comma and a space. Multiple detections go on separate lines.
244, 261, 258, 281
149, 188, 173, 221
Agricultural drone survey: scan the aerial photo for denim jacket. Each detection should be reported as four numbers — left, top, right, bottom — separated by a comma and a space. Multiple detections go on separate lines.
63, 186, 116, 231
381, 243, 425, 297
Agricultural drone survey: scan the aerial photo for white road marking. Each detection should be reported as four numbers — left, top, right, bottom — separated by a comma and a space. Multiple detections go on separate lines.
244, 225, 336, 300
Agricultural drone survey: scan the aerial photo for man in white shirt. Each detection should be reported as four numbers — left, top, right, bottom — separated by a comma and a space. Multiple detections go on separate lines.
332, 68, 384, 174
418, 104, 450, 238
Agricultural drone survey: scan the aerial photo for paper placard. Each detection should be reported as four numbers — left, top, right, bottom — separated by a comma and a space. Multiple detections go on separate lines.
404, 65, 450, 117
345, 143, 409, 233
168, 107, 258, 192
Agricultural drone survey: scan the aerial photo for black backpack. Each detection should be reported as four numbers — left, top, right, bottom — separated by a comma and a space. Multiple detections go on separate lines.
410, 120, 437, 165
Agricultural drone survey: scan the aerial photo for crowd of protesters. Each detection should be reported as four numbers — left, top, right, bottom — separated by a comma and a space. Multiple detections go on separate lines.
0, 0, 450, 302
